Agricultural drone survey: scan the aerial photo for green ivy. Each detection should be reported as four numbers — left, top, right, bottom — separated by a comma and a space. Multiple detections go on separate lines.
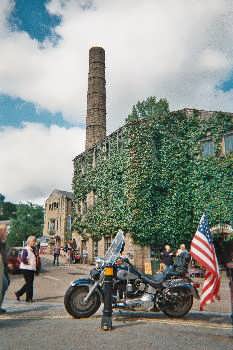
72, 97, 233, 248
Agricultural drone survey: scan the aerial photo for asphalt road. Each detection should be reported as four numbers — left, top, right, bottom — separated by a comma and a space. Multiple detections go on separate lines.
0, 256, 232, 350
0, 313, 232, 350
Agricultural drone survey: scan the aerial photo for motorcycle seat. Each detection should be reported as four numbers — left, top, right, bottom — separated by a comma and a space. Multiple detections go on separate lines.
150, 272, 165, 283
142, 273, 164, 287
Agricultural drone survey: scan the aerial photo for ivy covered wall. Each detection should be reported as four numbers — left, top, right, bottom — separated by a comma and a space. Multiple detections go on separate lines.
72, 97, 233, 247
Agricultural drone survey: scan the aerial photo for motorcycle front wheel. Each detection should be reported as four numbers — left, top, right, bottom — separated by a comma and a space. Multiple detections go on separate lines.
64, 286, 101, 318
160, 288, 193, 318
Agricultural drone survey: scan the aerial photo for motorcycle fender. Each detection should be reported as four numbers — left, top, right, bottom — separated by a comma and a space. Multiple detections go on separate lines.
168, 283, 200, 300
70, 278, 104, 299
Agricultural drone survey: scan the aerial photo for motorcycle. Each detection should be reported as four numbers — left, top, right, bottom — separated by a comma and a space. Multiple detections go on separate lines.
64, 230, 200, 319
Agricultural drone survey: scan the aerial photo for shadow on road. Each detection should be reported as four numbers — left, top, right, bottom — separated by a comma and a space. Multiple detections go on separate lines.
112, 310, 231, 325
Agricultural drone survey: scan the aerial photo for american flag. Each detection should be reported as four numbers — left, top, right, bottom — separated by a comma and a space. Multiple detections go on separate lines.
190, 213, 221, 310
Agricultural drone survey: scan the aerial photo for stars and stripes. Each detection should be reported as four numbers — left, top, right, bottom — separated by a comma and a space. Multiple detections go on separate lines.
190, 213, 221, 310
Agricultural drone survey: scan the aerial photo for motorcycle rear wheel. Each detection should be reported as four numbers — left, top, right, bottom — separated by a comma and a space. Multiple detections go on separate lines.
64, 286, 101, 318
160, 288, 193, 318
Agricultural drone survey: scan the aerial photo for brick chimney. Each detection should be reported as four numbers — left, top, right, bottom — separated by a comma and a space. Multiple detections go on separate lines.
85, 47, 106, 150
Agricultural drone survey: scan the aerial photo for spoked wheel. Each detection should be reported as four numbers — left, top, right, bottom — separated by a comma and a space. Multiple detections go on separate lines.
160, 287, 193, 318
64, 286, 101, 318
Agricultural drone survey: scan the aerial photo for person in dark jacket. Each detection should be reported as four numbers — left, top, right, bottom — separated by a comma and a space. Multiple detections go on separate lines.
0, 227, 10, 314
174, 244, 190, 274
160, 244, 174, 271
53, 242, 61, 266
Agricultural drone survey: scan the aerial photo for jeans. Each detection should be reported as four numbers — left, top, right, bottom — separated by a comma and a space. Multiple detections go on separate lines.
16, 270, 35, 301
53, 254, 60, 265
0, 273, 10, 307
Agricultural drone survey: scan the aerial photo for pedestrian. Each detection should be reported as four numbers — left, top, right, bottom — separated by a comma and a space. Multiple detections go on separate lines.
174, 243, 190, 274
15, 235, 37, 302
63, 241, 68, 253
82, 248, 88, 264
0, 226, 10, 314
66, 242, 73, 265
72, 238, 77, 250
160, 244, 174, 272
53, 242, 61, 266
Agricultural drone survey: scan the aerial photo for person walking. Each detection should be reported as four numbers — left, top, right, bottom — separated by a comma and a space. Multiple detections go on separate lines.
0, 226, 10, 314
53, 242, 61, 266
15, 235, 37, 302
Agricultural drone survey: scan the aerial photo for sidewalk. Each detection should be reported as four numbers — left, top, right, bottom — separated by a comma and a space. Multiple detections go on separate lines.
41, 253, 92, 275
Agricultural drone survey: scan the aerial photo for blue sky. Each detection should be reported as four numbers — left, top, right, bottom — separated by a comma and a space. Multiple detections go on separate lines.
8, 0, 61, 43
0, 94, 74, 128
0, 0, 74, 129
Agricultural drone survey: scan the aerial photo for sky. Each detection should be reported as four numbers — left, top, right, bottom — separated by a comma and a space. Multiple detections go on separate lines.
1, 0, 233, 204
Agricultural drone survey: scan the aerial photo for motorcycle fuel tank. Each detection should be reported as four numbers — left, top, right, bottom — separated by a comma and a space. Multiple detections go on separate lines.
117, 267, 138, 281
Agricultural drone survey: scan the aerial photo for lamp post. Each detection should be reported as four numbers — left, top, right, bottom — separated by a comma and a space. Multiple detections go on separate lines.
101, 264, 114, 331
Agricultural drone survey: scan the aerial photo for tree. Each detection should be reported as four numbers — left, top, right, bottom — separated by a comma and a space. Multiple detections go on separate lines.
7, 203, 44, 246
0, 193, 17, 220
0, 193, 5, 204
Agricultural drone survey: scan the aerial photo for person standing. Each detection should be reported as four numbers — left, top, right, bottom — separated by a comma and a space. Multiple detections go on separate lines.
53, 242, 61, 266
160, 244, 174, 272
15, 236, 37, 302
66, 242, 73, 265
72, 238, 77, 250
0, 227, 10, 314
82, 248, 88, 264
174, 243, 190, 274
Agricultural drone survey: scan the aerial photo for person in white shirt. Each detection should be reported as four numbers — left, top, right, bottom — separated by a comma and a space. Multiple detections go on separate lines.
15, 236, 37, 302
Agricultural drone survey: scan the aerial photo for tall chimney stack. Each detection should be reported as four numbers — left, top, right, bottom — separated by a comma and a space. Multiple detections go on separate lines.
85, 47, 106, 150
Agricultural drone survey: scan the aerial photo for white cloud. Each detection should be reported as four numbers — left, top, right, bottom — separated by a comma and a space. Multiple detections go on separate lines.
0, 0, 233, 131
1, 0, 233, 202
0, 123, 84, 203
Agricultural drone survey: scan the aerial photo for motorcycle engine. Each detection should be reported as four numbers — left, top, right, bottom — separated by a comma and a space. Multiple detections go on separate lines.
116, 293, 154, 311
134, 279, 146, 292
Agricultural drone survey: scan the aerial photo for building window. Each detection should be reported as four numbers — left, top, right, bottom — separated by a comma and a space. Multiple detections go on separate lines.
92, 240, 98, 261
92, 148, 96, 168
93, 190, 97, 206
81, 198, 87, 215
224, 132, 233, 154
81, 158, 85, 175
117, 132, 123, 150
201, 140, 215, 157
104, 236, 112, 254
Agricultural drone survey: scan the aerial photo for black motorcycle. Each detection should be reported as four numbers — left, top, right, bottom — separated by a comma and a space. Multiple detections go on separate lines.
64, 231, 199, 318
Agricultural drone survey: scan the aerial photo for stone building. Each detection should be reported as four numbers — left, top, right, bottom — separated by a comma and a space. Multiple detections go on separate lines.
72, 47, 152, 268
72, 47, 233, 270
43, 189, 73, 242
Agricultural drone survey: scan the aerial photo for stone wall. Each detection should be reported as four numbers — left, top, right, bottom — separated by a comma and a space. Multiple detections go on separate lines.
72, 231, 151, 271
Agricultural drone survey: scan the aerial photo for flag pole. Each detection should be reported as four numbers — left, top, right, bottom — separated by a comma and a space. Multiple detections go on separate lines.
226, 262, 233, 331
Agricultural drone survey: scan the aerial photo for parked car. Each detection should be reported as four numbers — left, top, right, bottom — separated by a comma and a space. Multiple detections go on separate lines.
37, 236, 50, 247
7, 246, 42, 274
7, 247, 23, 274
